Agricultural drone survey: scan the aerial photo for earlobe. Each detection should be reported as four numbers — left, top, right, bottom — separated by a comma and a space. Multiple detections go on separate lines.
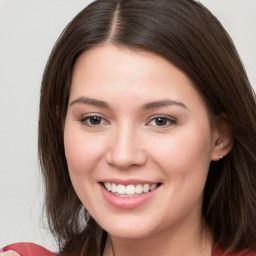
211, 135, 233, 161
211, 116, 233, 161
216, 152, 223, 159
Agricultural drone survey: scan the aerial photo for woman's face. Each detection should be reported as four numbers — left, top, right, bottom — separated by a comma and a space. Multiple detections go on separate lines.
64, 45, 219, 239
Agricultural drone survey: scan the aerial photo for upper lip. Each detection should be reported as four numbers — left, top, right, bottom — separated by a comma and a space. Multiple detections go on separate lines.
99, 179, 161, 185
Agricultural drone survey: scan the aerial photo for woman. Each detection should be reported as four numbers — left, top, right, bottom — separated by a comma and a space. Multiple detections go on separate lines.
2, 0, 256, 255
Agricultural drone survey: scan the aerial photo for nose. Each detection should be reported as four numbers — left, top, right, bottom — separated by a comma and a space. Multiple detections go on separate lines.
106, 124, 147, 169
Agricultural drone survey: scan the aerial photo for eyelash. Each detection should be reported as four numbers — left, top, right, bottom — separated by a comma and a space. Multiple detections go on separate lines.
79, 115, 177, 128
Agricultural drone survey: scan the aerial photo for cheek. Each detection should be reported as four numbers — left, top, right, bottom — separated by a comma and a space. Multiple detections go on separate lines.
64, 132, 87, 175
63, 127, 89, 199
64, 124, 104, 176
153, 129, 213, 218
150, 126, 213, 188
63, 124, 103, 207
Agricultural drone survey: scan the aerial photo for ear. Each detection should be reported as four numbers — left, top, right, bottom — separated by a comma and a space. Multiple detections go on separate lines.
211, 115, 233, 161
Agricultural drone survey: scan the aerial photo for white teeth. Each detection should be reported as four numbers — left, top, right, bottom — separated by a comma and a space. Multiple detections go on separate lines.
150, 183, 157, 190
112, 183, 117, 193
105, 182, 111, 191
135, 184, 143, 194
117, 184, 126, 194
103, 182, 158, 196
126, 185, 136, 195
143, 184, 150, 193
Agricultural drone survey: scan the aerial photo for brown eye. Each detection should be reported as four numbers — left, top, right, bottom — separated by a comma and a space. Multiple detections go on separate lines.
81, 116, 106, 126
148, 116, 177, 127
155, 117, 168, 126
88, 116, 102, 125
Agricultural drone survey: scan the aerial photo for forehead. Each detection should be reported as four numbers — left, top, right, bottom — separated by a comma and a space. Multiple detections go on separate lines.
70, 44, 206, 112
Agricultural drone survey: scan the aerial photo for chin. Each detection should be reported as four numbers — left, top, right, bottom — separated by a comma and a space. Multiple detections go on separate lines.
108, 228, 154, 239
100, 218, 158, 239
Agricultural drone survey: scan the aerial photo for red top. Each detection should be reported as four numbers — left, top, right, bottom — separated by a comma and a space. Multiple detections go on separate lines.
1, 243, 58, 256
1, 243, 256, 256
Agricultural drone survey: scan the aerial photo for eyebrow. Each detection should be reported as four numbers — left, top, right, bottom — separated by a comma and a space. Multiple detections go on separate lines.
70, 97, 110, 108
142, 99, 187, 110
70, 97, 187, 110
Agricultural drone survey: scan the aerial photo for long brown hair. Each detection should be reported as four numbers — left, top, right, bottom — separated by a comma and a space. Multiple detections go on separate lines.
38, 0, 256, 255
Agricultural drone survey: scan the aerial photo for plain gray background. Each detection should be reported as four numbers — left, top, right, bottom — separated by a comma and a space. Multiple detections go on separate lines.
0, 0, 255, 251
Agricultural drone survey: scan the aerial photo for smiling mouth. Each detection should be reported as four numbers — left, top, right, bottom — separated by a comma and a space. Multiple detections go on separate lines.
102, 182, 161, 197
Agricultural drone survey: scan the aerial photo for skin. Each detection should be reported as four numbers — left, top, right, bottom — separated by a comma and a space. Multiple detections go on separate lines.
1, 251, 20, 256
64, 44, 231, 256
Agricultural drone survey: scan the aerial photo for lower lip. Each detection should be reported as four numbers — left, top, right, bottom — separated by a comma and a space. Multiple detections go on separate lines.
100, 184, 160, 210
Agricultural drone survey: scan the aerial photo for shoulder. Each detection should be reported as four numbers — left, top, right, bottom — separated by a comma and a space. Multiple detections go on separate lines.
0, 251, 20, 256
1, 243, 58, 256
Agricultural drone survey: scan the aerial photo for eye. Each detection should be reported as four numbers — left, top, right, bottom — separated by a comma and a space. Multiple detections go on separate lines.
147, 116, 177, 127
80, 115, 108, 127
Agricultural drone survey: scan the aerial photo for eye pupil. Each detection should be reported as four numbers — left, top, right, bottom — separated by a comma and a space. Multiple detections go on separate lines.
155, 117, 167, 126
90, 116, 101, 125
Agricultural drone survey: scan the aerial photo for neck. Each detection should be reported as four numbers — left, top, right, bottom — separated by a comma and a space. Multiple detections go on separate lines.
105, 220, 212, 256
